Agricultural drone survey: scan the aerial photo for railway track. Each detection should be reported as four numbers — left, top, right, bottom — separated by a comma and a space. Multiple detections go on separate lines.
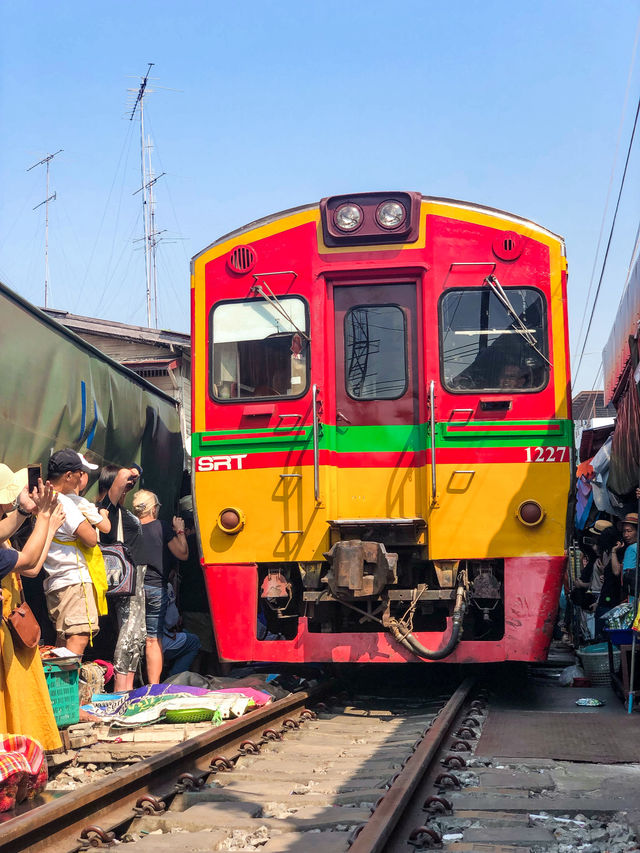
9, 670, 635, 852
2, 676, 484, 853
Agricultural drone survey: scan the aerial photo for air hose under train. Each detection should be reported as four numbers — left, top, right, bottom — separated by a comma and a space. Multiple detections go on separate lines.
387, 575, 468, 660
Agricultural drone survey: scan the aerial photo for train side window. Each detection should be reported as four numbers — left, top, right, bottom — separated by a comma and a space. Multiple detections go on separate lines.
344, 305, 407, 400
439, 287, 549, 393
210, 297, 309, 400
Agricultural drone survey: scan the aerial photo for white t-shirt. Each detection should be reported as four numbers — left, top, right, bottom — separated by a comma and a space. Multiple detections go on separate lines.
43, 492, 92, 593
66, 493, 103, 526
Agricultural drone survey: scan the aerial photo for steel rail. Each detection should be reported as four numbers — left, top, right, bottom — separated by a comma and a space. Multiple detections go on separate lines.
2, 681, 336, 853
349, 676, 475, 853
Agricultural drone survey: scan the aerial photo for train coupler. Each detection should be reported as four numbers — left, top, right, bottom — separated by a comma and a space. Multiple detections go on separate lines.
323, 539, 398, 598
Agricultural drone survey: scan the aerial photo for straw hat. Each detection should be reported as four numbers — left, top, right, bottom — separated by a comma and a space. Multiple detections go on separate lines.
588, 520, 614, 536
623, 513, 639, 526
0, 463, 28, 504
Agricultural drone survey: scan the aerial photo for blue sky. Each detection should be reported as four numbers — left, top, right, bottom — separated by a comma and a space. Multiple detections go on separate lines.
1, 1, 638, 393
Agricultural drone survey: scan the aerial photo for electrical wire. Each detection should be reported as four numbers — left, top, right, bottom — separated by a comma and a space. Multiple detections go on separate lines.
573, 86, 640, 386
93, 124, 138, 316
572, 16, 640, 363
76, 119, 137, 314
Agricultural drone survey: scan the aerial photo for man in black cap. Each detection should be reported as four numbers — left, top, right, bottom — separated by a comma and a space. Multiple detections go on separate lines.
42, 449, 101, 656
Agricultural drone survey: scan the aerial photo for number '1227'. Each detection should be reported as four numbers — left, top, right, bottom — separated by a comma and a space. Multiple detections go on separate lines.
525, 446, 568, 462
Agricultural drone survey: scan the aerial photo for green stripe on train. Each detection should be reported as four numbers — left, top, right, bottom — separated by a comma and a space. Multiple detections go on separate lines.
192, 419, 573, 457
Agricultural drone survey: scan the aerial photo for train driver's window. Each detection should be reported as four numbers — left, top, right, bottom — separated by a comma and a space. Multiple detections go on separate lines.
344, 305, 407, 400
440, 287, 548, 393
211, 297, 308, 400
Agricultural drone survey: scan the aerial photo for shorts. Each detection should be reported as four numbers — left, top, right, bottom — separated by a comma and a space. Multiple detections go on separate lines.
46, 582, 99, 638
144, 585, 168, 638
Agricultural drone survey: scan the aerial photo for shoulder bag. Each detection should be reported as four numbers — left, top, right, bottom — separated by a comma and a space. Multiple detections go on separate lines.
5, 585, 41, 648
100, 508, 137, 597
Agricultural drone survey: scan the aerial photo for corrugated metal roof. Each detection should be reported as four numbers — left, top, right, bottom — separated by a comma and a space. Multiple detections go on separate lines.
572, 390, 616, 421
42, 308, 190, 349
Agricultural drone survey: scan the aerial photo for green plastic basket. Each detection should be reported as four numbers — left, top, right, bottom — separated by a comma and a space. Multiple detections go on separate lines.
164, 708, 216, 723
43, 660, 80, 727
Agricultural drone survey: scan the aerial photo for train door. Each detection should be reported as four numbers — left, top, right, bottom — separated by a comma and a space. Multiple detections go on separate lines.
332, 283, 422, 520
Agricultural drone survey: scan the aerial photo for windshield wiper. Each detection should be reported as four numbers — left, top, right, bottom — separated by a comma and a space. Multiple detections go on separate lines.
484, 274, 552, 366
251, 278, 310, 341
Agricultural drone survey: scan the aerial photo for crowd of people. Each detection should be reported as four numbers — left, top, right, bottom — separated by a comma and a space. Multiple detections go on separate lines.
0, 449, 210, 754
566, 508, 639, 643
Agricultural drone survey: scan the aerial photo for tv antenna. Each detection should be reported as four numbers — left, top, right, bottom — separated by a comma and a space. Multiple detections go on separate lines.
129, 62, 166, 328
28, 149, 62, 308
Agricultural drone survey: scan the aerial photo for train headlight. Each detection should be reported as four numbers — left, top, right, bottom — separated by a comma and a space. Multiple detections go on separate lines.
376, 200, 406, 230
516, 500, 545, 527
334, 203, 363, 232
217, 507, 245, 535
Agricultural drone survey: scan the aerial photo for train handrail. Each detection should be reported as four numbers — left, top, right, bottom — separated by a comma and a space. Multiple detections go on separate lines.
312, 383, 320, 502
429, 380, 437, 505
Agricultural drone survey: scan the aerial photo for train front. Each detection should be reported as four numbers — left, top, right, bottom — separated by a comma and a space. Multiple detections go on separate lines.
191, 191, 572, 663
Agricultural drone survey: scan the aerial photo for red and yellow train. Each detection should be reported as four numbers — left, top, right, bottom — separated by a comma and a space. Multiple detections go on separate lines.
191, 191, 572, 663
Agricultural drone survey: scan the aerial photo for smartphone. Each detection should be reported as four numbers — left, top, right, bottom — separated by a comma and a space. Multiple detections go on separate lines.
27, 463, 42, 494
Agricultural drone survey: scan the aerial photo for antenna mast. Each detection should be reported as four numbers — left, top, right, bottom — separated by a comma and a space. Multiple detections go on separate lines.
28, 149, 62, 308
130, 63, 157, 327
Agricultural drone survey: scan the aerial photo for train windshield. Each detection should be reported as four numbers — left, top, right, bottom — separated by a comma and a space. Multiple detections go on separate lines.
440, 287, 548, 392
344, 304, 408, 399
211, 297, 308, 400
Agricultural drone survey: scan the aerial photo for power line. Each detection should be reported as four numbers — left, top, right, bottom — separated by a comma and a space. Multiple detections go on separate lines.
573, 87, 640, 385
572, 17, 640, 363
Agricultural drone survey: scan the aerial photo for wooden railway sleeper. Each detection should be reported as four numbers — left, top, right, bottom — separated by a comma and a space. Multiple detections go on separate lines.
210, 710, 313, 771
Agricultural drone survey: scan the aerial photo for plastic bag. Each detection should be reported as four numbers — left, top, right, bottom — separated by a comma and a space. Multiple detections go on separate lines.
558, 664, 585, 686
604, 602, 635, 630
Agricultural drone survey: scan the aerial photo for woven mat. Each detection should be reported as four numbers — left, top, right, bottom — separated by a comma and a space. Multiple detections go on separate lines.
477, 711, 640, 763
